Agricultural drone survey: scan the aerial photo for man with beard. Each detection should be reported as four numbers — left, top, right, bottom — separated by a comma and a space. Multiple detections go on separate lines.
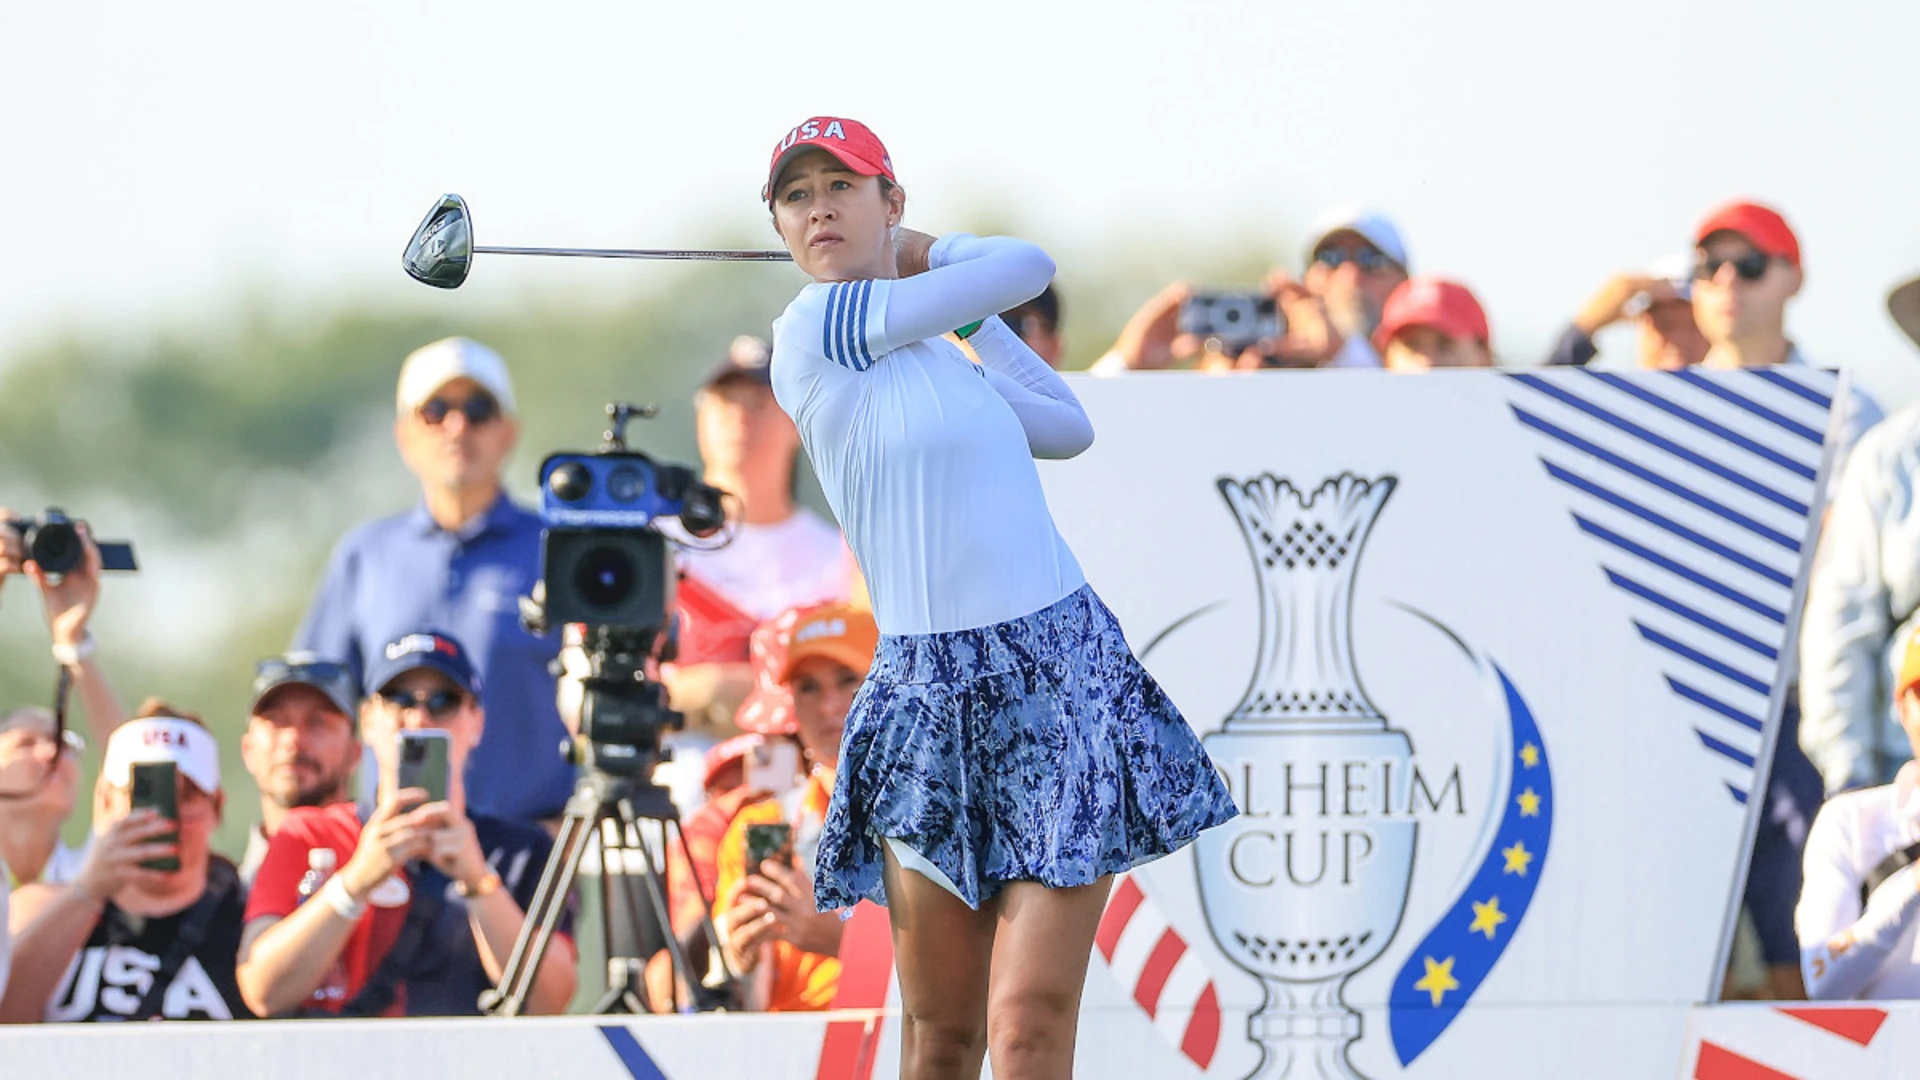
237, 655, 361, 884
1091, 204, 1411, 372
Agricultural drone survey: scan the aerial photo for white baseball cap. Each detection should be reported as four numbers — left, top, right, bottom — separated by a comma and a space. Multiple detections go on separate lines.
396, 336, 517, 416
103, 716, 221, 794
1306, 204, 1410, 272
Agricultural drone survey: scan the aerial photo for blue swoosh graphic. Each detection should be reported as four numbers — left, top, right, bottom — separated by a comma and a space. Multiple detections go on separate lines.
1388, 664, 1553, 1065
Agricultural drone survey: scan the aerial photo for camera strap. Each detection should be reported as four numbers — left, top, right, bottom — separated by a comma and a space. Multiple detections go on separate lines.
1861, 840, 1920, 909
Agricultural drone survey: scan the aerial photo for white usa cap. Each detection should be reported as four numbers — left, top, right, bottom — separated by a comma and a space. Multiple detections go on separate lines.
1306, 204, 1411, 272
103, 717, 221, 794
395, 336, 517, 416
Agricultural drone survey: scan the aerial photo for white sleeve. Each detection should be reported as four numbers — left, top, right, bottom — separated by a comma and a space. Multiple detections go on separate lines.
1796, 800, 1920, 999
881, 233, 1053, 352
1800, 440, 1895, 793
808, 233, 1053, 372
969, 317, 1094, 459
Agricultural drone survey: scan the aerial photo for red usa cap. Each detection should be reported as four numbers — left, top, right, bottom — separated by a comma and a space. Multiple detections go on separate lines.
763, 117, 895, 204
1374, 276, 1491, 351
1694, 200, 1800, 267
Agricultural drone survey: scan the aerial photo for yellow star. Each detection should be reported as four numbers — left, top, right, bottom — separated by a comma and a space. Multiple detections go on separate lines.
1516, 788, 1542, 817
1502, 841, 1533, 877
1468, 896, 1508, 940
1412, 956, 1460, 1007
1518, 743, 1541, 768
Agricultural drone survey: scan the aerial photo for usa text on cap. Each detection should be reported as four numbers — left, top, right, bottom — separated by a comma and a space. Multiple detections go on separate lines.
763, 117, 895, 204
105, 717, 221, 794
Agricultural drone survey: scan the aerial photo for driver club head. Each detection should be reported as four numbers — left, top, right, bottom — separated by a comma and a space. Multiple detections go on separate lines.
402, 194, 474, 289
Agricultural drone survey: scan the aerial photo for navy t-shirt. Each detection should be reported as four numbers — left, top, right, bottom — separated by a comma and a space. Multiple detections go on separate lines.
400, 814, 571, 1016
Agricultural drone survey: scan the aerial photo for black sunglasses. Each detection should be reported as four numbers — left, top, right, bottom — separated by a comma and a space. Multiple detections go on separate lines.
377, 688, 468, 720
1693, 251, 1772, 283
1313, 246, 1396, 274
418, 394, 501, 426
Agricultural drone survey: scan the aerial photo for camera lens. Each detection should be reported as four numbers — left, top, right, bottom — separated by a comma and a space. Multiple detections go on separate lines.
606, 465, 646, 503
548, 462, 593, 503
30, 522, 82, 576
573, 545, 635, 613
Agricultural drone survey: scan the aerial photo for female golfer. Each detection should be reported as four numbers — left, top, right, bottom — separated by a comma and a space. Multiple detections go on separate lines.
759, 116, 1236, 1079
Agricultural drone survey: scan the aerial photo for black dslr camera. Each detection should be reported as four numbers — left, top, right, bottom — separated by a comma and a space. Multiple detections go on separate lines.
5, 509, 138, 575
525, 403, 728, 779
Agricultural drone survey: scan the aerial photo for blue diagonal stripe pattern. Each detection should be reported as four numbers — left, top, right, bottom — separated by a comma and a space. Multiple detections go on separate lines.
599, 1025, 670, 1080
1390, 665, 1551, 1064
1507, 368, 1832, 805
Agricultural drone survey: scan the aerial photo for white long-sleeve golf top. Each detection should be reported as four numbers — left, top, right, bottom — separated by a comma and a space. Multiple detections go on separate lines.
770, 233, 1092, 636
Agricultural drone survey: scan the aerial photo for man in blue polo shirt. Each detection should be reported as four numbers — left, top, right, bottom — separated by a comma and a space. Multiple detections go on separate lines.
293, 337, 573, 826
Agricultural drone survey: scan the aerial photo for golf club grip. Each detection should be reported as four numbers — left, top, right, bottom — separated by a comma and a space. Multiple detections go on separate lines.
473, 245, 792, 262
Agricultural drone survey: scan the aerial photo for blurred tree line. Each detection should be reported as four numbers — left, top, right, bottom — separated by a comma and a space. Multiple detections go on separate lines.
0, 231, 1282, 857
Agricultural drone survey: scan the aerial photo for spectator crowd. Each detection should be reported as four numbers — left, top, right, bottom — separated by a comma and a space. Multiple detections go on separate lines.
7, 193, 1920, 1022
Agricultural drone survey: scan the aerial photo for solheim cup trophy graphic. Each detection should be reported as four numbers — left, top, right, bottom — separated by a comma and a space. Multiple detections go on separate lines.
1197, 473, 1413, 1080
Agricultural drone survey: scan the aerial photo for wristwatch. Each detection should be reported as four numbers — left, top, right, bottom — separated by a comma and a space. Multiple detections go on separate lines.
50, 631, 96, 668
457, 872, 503, 899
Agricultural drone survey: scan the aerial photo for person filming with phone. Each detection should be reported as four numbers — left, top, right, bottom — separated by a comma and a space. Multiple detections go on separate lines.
237, 630, 576, 1018
0, 700, 253, 1023
712, 602, 877, 1011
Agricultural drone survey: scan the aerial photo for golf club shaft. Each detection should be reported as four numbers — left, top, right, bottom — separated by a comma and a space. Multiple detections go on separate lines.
473, 244, 792, 262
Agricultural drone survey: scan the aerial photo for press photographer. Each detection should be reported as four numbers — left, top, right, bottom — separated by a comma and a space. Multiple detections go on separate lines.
0, 507, 132, 887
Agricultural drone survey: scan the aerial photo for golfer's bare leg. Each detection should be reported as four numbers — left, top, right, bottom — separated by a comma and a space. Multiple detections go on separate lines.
984, 877, 1114, 1080
883, 848, 997, 1080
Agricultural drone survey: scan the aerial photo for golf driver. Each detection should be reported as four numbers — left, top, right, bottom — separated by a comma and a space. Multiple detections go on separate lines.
402, 194, 792, 289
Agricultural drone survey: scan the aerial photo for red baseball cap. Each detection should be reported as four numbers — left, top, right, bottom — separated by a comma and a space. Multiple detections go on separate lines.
1694, 200, 1800, 266
762, 116, 896, 204
1374, 276, 1491, 351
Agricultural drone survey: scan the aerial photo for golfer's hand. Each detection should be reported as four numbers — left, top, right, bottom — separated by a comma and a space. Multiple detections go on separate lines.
893, 229, 937, 278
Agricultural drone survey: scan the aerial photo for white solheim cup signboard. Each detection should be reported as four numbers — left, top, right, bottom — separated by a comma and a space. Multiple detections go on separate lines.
1038, 368, 1837, 1079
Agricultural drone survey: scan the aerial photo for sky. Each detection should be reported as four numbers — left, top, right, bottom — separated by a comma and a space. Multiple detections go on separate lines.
4, 0, 1920, 403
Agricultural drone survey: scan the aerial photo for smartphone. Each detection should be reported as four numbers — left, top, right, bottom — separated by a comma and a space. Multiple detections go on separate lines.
128, 761, 180, 872
745, 738, 802, 796
396, 729, 452, 804
1177, 291, 1284, 353
744, 822, 793, 872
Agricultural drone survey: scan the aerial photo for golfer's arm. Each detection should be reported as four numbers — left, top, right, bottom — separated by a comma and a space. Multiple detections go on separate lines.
879, 234, 1054, 349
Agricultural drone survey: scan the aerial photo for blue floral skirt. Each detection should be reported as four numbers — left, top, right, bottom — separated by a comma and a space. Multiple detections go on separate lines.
814, 584, 1239, 911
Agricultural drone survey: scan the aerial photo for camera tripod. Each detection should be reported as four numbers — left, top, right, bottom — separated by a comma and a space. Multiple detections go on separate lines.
480, 768, 733, 1016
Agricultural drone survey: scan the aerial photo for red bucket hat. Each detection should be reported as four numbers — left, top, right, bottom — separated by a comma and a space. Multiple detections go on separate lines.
762, 116, 895, 204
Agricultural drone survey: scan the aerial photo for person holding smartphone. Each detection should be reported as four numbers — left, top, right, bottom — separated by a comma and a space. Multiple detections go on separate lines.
238, 630, 576, 1018
712, 602, 877, 1012
0, 701, 252, 1022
